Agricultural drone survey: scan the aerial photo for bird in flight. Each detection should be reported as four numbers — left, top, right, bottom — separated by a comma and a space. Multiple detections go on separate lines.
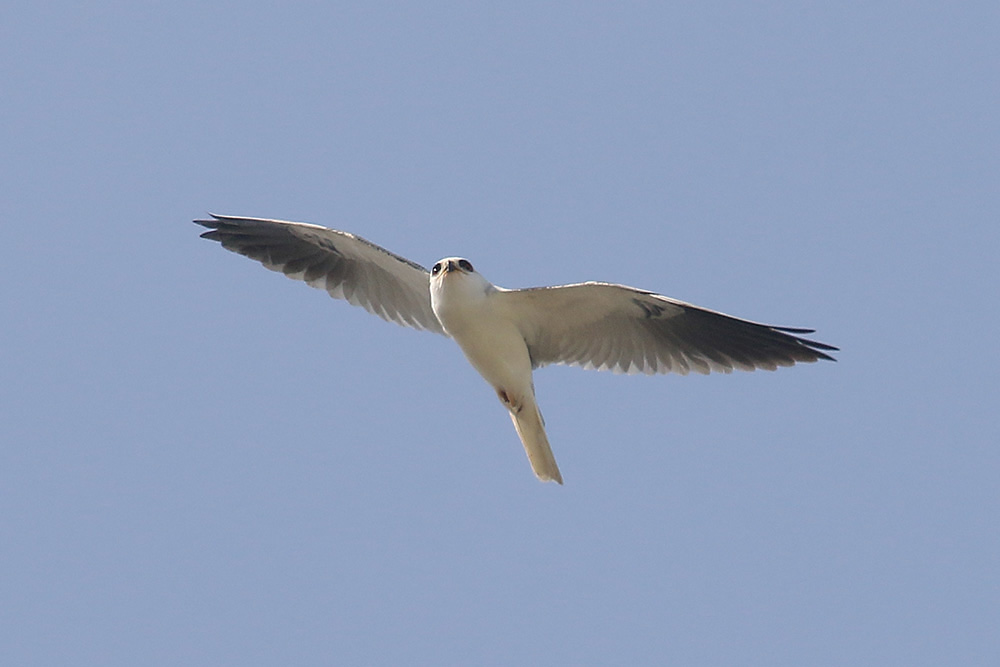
196, 214, 837, 484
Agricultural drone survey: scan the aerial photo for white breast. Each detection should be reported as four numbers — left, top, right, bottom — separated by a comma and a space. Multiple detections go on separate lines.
431, 271, 534, 393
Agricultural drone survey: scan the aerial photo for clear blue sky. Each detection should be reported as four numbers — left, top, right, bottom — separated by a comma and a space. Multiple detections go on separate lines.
2, 2, 997, 665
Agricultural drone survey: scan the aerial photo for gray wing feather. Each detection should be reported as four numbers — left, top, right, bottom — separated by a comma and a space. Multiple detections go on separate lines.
195, 214, 446, 335
503, 282, 836, 375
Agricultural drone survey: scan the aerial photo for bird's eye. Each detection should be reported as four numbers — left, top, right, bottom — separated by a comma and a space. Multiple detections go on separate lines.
431, 263, 441, 276
458, 259, 473, 272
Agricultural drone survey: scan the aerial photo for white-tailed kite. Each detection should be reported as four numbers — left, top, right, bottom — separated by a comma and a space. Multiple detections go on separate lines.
196, 214, 837, 484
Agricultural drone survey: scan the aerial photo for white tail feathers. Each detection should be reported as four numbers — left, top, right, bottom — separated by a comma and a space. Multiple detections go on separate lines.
510, 401, 563, 484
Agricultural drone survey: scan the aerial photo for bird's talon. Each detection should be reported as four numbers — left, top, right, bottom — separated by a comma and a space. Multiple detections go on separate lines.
497, 389, 522, 413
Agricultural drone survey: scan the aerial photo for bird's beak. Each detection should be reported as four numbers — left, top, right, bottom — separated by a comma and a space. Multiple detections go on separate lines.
443, 260, 459, 274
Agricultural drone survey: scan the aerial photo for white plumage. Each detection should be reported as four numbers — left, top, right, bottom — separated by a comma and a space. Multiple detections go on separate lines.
197, 214, 837, 484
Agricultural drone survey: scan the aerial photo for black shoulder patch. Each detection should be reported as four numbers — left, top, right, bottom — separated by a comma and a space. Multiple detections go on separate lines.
633, 298, 667, 319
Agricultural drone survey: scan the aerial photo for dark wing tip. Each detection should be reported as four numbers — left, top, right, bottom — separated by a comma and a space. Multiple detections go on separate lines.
677, 308, 839, 368
803, 343, 838, 362
194, 214, 282, 243
784, 330, 839, 357
193, 213, 227, 236
768, 325, 839, 359
193, 213, 223, 224
771, 325, 815, 335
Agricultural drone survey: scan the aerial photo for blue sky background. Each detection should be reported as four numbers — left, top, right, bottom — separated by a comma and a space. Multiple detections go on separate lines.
2, 2, 997, 665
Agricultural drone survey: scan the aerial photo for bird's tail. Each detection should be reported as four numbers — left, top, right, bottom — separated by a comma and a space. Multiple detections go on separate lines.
510, 399, 563, 484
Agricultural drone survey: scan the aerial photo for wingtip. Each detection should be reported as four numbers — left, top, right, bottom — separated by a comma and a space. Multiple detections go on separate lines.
193, 213, 223, 229
799, 337, 839, 362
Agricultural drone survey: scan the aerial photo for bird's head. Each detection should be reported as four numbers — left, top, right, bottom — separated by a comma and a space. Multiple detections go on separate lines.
431, 257, 476, 279
429, 257, 495, 314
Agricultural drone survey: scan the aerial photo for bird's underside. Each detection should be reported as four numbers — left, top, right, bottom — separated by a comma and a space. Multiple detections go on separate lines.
196, 214, 837, 484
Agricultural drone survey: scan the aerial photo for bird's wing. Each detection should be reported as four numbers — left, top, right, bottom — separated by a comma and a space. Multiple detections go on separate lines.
195, 214, 446, 334
501, 282, 837, 375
